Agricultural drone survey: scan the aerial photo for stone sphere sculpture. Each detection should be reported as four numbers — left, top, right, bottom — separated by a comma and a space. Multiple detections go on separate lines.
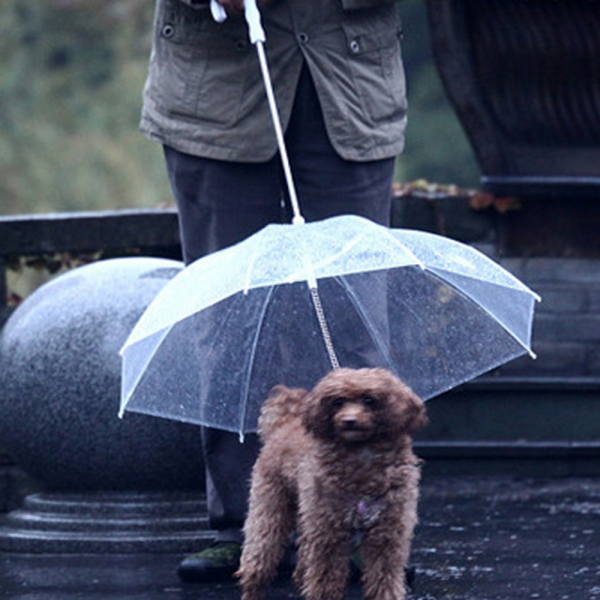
0, 257, 205, 492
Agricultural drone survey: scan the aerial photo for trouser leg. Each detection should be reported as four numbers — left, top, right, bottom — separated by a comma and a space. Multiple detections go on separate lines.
163, 147, 279, 535
163, 145, 284, 262
202, 429, 261, 541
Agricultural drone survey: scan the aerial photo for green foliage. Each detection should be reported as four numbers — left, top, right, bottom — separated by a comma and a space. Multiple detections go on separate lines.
0, 0, 480, 216
397, 0, 479, 187
0, 0, 171, 215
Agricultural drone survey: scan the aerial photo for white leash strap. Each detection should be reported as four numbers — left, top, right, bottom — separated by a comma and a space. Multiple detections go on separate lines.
210, 0, 304, 225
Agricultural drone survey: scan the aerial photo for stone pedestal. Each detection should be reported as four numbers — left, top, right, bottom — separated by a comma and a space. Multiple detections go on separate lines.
1, 492, 212, 553
0, 258, 213, 552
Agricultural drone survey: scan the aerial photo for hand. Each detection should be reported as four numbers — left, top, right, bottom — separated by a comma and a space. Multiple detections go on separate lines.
216, 0, 244, 17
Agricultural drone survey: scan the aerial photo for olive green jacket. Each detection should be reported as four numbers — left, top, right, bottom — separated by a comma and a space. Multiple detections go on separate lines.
141, 0, 407, 162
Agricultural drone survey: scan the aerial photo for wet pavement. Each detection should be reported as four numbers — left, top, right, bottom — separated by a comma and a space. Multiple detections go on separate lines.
1, 475, 599, 600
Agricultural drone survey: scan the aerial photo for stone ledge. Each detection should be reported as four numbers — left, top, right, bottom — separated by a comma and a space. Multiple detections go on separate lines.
0, 209, 180, 256
416, 441, 600, 477
463, 375, 600, 391
415, 440, 600, 458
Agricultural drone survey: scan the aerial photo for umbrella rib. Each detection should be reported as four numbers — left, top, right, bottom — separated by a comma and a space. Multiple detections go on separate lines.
119, 325, 172, 418
238, 285, 276, 440
335, 275, 397, 373
243, 242, 261, 295
426, 268, 537, 359
285, 233, 368, 283
378, 228, 426, 270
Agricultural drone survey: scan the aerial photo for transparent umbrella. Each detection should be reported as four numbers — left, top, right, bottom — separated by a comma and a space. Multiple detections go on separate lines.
119, 214, 539, 438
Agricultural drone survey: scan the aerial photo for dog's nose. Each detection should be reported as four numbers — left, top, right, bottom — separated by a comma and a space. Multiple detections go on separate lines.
341, 417, 359, 430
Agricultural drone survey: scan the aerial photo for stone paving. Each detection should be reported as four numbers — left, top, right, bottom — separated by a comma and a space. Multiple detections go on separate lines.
1, 475, 599, 600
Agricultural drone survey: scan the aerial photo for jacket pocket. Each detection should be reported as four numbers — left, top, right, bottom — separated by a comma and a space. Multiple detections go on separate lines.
343, 12, 407, 124
148, 0, 252, 126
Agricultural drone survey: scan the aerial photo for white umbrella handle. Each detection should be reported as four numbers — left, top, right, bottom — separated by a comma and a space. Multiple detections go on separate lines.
245, 0, 303, 224
210, 0, 264, 42
210, 0, 227, 22
243, 0, 266, 43
209, 0, 304, 225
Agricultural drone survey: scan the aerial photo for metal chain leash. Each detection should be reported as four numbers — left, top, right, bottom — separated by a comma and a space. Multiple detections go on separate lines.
310, 286, 340, 370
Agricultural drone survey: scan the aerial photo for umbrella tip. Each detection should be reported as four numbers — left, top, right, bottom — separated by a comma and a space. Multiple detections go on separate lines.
292, 215, 305, 225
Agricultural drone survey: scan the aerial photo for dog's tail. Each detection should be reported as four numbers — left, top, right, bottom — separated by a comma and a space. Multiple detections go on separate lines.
257, 385, 307, 441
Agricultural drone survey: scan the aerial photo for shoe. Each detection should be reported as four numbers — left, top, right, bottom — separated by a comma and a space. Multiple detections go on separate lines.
178, 541, 241, 583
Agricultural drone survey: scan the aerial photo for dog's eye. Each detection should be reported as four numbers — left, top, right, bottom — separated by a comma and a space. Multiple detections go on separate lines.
332, 397, 346, 408
362, 396, 379, 408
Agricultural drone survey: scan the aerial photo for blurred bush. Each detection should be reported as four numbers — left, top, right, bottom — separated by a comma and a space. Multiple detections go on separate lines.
0, 0, 172, 214
398, 0, 479, 186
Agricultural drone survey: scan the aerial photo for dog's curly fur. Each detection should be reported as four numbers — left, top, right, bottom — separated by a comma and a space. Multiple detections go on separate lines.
237, 367, 427, 600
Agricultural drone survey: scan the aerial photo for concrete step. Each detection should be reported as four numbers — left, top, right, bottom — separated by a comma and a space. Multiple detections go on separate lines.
419, 376, 600, 443
415, 440, 600, 477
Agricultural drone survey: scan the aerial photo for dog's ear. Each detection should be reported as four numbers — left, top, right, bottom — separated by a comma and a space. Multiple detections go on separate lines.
258, 385, 307, 439
301, 390, 331, 440
401, 387, 428, 435
384, 376, 428, 437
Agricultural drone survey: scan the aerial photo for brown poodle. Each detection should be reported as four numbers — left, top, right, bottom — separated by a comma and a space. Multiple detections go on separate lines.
237, 367, 427, 600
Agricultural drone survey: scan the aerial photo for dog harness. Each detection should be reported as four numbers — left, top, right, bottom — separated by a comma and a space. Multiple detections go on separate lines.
351, 496, 385, 531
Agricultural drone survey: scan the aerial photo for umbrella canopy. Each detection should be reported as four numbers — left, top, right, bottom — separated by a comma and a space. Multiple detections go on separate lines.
119, 214, 539, 436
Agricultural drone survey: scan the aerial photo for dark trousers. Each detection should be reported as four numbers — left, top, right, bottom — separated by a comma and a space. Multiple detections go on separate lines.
163, 65, 395, 540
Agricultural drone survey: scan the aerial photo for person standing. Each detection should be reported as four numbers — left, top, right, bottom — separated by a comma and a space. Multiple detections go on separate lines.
140, 0, 407, 582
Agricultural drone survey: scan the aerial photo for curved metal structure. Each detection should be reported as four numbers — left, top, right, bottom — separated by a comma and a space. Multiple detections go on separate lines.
427, 0, 600, 197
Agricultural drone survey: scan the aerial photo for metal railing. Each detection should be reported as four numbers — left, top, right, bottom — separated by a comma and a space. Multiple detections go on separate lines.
0, 208, 181, 327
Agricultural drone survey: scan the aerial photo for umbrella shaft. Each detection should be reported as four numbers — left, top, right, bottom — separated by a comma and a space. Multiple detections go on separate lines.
255, 41, 304, 225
